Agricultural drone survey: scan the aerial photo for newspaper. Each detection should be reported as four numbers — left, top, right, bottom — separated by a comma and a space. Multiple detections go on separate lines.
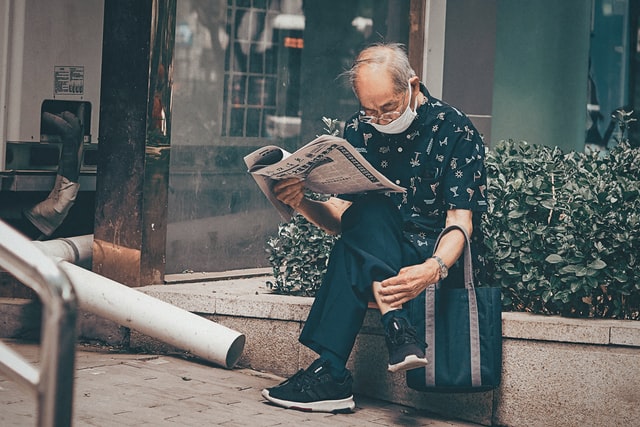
244, 134, 406, 221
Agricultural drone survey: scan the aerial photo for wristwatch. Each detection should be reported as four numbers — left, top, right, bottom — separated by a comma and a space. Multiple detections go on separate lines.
432, 255, 448, 279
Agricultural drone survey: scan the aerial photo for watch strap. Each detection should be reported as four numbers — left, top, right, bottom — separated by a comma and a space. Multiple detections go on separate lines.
432, 255, 448, 278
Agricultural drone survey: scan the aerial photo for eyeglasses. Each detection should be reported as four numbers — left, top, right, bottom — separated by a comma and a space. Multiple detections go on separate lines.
358, 110, 402, 125
358, 89, 409, 125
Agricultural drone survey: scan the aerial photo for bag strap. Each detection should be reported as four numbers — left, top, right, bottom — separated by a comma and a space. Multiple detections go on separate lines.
433, 224, 474, 290
425, 224, 482, 387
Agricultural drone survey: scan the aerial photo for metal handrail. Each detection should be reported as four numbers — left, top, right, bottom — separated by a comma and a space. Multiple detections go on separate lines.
0, 220, 78, 427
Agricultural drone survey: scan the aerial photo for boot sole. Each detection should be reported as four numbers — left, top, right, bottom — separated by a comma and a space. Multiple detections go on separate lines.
387, 354, 428, 373
261, 388, 355, 413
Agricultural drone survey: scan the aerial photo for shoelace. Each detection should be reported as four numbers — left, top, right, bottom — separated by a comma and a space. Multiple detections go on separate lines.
287, 366, 322, 391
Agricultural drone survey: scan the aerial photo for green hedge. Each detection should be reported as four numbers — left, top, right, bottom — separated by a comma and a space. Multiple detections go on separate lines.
266, 211, 337, 296
266, 140, 640, 320
484, 140, 639, 319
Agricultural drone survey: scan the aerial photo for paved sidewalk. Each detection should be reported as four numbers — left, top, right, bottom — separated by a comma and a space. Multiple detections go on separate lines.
1, 341, 481, 426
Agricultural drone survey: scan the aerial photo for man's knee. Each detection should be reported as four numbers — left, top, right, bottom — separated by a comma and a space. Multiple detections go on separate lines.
342, 194, 400, 230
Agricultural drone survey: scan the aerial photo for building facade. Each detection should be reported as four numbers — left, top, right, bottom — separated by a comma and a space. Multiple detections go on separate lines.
1, 0, 636, 279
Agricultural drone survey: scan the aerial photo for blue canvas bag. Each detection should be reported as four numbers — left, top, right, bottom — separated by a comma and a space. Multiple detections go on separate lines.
406, 225, 502, 392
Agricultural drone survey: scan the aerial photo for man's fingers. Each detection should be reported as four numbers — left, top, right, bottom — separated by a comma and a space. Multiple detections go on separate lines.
274, 179, 304, 198
275, 183, 300, 199
273, 178, 303, 192
273, 179, 305, 208
382, 291, 409, 306
380, 276, 400, 288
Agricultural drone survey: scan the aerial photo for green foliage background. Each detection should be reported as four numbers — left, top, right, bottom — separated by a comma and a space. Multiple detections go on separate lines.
266, 139, 640, 320
484, 140, 639, 319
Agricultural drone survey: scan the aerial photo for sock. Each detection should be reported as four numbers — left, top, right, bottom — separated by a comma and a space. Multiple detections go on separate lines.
319, 349, 348, 381
381, 308, 411, 330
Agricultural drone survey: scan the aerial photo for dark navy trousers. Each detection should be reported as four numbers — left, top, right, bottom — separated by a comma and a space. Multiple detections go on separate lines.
299, 194, 426, 361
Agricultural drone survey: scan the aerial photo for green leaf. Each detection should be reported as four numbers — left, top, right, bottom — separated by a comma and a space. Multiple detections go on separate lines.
613, 272, 628, 283
540, 199, 556, 210
508, 210, 525, 219
545, 254, 564, 264
560, 265, 579, 274
496, 247, 512, 260
575, 267, 589, 277
570, 281, 582, 293
587, 259, 607, 270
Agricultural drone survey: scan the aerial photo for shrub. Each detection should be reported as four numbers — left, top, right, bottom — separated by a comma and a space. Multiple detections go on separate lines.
264, 119, 640, 320
265, 117, 340, 296
265, 205, 337, 296
484, 140, 639, 319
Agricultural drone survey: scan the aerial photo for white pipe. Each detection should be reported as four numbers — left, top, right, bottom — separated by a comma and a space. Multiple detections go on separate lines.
57, 261, 245, 369
32, 235, 93, 268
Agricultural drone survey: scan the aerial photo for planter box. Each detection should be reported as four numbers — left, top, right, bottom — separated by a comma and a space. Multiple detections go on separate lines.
128, 276, 638, 426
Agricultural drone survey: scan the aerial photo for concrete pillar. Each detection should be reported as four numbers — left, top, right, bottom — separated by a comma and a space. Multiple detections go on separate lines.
93, 0, 176, 287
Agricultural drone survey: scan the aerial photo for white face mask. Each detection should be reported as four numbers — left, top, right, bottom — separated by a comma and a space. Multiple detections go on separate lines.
370, 82, 418, 134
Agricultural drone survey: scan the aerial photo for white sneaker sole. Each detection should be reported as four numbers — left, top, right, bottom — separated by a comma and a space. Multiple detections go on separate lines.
261, 388, 355, 413
388, 354, 428, 373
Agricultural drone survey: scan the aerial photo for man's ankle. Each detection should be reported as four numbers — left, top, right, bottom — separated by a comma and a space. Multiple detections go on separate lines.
318, 352, 348, 382
381, 308, 411, 329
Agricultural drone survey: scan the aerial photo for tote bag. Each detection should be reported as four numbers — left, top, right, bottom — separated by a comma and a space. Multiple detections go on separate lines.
406, 225, 502, 392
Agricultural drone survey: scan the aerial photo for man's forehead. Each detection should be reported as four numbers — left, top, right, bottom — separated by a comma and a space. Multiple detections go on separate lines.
357, 89, 401, 112
355, 66, 394, 93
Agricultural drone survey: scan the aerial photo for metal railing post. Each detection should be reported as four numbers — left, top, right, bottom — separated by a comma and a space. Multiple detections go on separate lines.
0, 220, 78, 427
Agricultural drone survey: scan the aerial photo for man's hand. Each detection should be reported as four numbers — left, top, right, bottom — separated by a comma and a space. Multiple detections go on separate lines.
377, 209, 474, 308
272, 178, 349, 236
273, 178, 306, 209
377, 259, 440, 308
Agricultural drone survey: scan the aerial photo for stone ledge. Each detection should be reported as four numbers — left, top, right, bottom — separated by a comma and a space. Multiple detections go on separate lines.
136, 275, 640, 427
142, 276, 313, 322
141, 276, 640, 348
502, 311, 640, 347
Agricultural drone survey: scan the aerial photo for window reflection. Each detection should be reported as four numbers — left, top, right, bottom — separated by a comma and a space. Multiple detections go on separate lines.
167, 0, 408, 273
585, 0, 633, 153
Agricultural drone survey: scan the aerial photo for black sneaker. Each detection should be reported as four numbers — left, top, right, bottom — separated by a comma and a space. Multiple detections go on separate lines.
261, 359, 355, 413
385, 316, 428, 372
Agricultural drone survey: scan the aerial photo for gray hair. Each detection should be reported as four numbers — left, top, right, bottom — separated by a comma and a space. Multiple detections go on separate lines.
345, 43, 416, 96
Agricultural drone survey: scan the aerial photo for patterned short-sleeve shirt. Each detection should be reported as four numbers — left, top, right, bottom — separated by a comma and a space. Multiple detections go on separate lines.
341, 84, 488, 274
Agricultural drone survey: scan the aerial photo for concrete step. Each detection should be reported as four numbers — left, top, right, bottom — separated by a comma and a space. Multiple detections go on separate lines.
0, 296, 128, 346
0, 297, 41, 340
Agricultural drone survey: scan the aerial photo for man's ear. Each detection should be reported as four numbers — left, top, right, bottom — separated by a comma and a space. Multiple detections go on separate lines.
409, 75, 420, 90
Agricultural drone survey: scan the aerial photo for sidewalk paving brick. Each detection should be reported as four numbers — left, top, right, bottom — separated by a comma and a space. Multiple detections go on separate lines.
1, 341, 481, 426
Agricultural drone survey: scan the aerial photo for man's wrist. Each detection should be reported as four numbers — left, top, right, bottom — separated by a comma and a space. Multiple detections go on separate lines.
430, 255, 448, 279
297, 196, 313, 211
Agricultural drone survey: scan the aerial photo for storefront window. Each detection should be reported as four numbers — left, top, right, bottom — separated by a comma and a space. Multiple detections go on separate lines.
586, 0, 632, 152
491, 0, 592, 153
167, 0, 410, 273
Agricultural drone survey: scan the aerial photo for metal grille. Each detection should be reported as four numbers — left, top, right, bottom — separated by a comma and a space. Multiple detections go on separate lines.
223, 0, 279, 137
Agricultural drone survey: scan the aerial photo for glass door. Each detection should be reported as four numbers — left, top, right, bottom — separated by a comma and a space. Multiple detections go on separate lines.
167, 0, 411, 273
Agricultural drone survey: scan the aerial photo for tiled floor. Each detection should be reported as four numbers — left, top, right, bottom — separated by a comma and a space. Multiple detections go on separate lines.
0, 340, 481, 426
